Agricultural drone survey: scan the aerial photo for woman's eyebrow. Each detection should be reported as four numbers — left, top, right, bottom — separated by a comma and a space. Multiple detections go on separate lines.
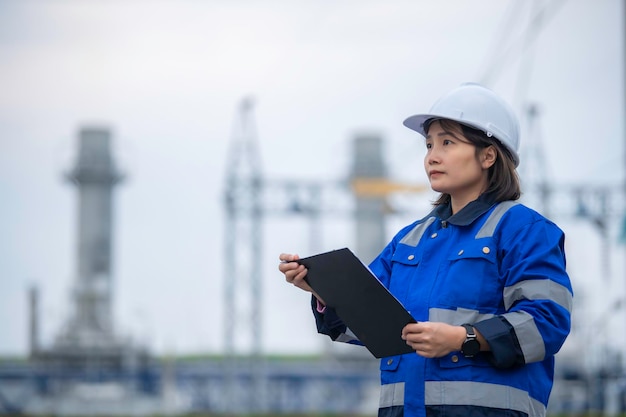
426, 131, 454, 139
438, 130, 454, 137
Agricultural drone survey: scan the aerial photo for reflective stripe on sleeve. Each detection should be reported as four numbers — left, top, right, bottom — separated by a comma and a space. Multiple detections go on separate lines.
502, 310, 546, 362
335, 327, 359, 343
430, 306, 547, 363
503, 279, 573, 313
425, 381, 546, 417
380, 382, 405, 408
429, 307, 494, 325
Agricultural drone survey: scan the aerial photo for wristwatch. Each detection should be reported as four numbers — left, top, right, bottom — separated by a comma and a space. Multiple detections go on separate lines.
461, 324, 480, 358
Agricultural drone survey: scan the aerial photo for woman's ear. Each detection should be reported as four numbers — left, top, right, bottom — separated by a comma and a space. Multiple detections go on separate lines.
481, 145, 497, 169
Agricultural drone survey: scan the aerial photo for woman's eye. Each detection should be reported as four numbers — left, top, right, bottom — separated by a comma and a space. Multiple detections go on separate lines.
425, 142, 432, 149
443, 139, 452, 145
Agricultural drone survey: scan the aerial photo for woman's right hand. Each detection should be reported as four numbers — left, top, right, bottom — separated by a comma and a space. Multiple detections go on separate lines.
278, 253, 325, 304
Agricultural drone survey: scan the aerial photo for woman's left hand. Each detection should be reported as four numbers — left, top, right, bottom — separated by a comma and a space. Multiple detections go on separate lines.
401, 321, 466, 358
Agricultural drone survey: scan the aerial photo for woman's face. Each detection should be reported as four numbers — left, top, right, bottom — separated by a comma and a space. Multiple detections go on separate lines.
423, 120, 492, 204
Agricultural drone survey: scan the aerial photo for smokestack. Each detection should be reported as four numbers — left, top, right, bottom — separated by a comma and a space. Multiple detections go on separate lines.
64, 127, 124, 345
32, 125, 149, 371
351, 134, 387, 264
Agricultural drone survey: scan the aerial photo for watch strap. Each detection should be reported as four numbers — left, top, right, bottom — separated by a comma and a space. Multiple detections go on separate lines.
461, 323, 480, 358
462, 323, 476, 337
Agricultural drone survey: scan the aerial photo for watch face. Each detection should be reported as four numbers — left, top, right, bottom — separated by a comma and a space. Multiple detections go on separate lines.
462, 339, 480, 357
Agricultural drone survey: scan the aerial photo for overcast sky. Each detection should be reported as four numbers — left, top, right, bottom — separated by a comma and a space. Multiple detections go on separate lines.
0, 0, 624, 359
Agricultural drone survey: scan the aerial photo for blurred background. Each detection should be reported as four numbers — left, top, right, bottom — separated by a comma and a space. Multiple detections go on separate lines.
0, 0, 624, 415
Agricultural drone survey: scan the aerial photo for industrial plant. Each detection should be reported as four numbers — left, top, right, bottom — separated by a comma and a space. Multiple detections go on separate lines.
0, 2, 624, 415
0, 91, 625, 414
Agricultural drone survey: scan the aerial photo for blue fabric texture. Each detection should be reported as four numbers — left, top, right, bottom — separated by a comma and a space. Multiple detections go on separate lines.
312, 195, 573, 417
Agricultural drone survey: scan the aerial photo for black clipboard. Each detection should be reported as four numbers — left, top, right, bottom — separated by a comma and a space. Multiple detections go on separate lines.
297, 247, 416, 358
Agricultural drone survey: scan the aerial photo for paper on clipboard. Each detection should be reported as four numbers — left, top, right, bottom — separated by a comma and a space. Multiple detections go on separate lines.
297, 247, 416, 358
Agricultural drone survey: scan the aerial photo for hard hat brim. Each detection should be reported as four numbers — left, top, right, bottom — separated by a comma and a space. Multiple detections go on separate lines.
403, 113, 520, 167
403, 114, 437, 138
403, 113, 487, 139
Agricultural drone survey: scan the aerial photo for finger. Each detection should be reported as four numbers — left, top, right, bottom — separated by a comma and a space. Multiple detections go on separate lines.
290, 270, 308, 287
278, 260, 301, 273
405, 340, 420, 351
279, 253, 300, 262
284, 270, 298, 283
294, 266, 308, 280
402, 323, 418, 338
284, 265, 306, 283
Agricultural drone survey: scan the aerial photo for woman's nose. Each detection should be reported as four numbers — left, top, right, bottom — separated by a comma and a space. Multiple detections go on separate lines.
426, 148, 440, 164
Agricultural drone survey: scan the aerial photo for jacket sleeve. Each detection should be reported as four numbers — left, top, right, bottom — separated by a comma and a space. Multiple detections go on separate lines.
310, 295, 347, 340
474, 216, 573, 369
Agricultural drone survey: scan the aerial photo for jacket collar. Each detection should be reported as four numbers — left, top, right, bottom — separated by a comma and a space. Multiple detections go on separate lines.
430, 193, 498, 226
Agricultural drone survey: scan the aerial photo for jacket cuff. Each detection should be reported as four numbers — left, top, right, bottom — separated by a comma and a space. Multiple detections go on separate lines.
310, 295, 346, 340
474, 316, 525, 369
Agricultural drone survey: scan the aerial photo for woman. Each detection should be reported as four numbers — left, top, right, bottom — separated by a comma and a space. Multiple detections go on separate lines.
278, 83, 573, 417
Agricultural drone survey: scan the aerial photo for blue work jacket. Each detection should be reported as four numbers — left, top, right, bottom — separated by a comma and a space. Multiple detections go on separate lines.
312, 196, 573, 417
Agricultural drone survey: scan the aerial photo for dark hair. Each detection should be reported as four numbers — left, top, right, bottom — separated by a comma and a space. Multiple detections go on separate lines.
426, 119, 521, 207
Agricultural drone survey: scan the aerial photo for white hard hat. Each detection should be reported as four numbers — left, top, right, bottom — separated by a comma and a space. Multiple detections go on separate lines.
403, 82, 521, 167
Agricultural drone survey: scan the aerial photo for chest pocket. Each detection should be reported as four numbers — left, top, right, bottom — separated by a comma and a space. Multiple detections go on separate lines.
435, 201, 519, 310
389, 245, 422, 304
437, 238, 503, 309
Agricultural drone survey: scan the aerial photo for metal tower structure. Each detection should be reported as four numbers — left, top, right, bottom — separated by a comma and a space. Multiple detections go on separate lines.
223, 98, 263, 358
519, 103, 552, 218
221, 104, 423, 343
221, 99, 429, 412
222, 98, 266, 412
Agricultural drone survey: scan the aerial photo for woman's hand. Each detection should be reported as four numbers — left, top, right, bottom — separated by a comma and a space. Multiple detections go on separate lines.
401, 321, 466, 358
278, 253, 325, 304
